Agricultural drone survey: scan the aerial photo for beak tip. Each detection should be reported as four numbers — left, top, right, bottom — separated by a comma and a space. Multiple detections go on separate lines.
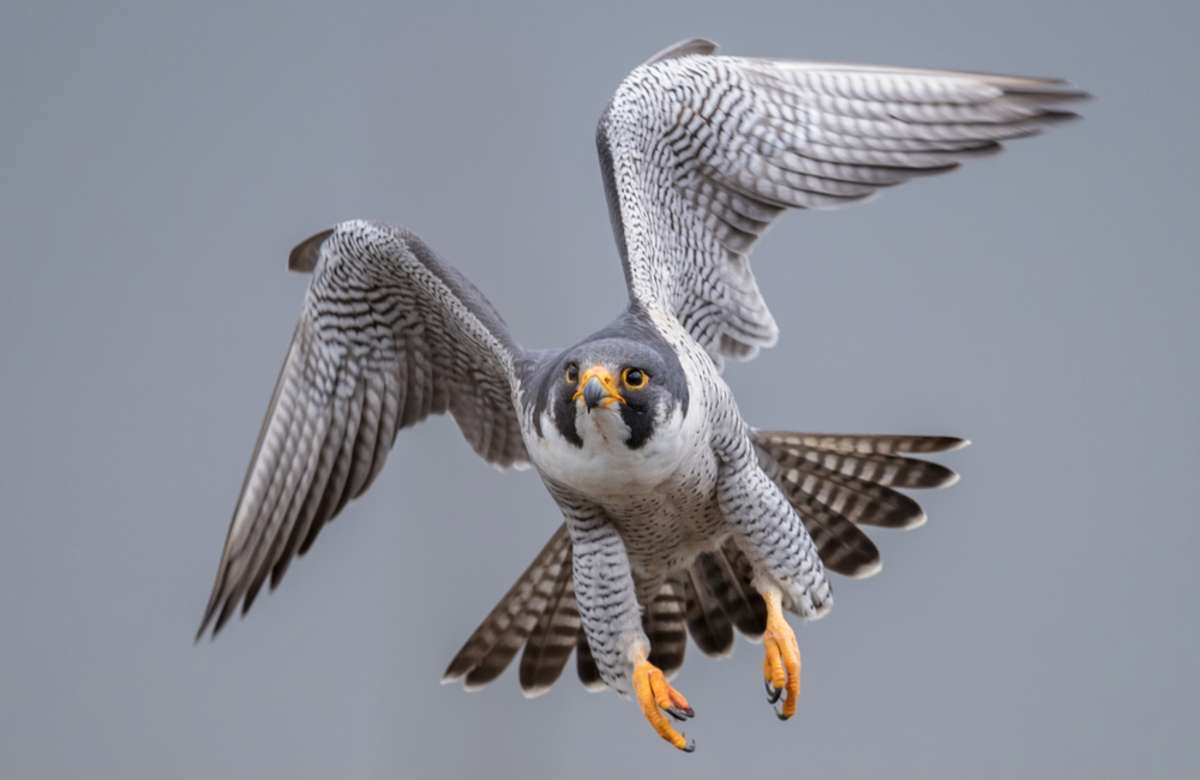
582, 377, 607, 411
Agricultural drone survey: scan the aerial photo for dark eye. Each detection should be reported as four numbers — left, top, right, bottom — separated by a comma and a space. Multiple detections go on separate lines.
621, 367, 649, 389
564, 363, 578, 384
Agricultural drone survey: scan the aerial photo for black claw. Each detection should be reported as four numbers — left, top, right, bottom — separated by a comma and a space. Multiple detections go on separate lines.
774, 705, 791, 721
764, 679, 782, 704
682, 737, 696, 753
666, 704, 695, 722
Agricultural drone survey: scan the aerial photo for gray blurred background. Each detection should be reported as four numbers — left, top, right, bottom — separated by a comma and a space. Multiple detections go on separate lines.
2, 1, 1196, 777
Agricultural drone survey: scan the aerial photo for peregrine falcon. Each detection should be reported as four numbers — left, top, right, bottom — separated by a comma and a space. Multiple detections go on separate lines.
197, 38, 1085, 751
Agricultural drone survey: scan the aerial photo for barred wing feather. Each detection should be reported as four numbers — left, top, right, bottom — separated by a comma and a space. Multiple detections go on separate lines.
598, 38, 1086, 365
197, 221, 529, 638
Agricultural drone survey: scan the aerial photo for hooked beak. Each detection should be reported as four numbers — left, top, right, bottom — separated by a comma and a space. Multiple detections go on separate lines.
582, 377, 608, 410
572, 366, 624, 411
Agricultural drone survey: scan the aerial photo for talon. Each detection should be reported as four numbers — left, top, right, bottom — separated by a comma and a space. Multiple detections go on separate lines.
666, 704, 694, 722
761, 589, 802, 720
632, 656, 695, 752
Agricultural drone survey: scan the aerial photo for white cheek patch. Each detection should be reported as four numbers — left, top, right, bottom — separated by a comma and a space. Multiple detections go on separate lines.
529, 398, 695, 499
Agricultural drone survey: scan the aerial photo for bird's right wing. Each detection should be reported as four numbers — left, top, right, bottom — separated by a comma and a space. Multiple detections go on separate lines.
598, 38, 1087, 366
197, 220, 529, 638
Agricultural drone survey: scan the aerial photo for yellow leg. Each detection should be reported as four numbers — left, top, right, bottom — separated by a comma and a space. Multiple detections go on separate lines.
762, 588, 802, 720
631, 651, 696, 752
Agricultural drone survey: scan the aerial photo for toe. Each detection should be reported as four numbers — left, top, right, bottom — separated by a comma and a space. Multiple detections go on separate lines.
778, 637, 801, 720
633, 660, 695, 752
762, 625, 801, 719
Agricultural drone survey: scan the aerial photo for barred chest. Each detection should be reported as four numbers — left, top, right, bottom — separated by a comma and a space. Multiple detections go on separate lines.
600, 452, 727, 579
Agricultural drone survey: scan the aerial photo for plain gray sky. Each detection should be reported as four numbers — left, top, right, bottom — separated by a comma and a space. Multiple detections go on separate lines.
2, 1, 1197, 777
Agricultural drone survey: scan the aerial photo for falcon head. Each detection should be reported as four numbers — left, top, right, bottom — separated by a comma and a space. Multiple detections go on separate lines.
546, 336, 689, 451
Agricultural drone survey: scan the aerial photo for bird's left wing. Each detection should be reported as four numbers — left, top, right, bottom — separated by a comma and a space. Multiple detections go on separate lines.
598, 38, 1086, 365
197, 220, 529, 638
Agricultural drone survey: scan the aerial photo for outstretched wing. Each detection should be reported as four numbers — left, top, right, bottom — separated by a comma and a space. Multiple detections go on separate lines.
197, 220, 529, 638
598, 38, 1087, 365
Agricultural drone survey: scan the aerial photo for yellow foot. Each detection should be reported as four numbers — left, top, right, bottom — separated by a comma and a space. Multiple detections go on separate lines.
762, 589, 802, 720
632, 655, 695, 752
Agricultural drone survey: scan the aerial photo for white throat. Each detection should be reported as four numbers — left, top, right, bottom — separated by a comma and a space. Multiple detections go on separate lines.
531, 401, 691, 500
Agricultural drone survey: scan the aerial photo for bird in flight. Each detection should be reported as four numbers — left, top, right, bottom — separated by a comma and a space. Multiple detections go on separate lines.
197, 38, 1085, 751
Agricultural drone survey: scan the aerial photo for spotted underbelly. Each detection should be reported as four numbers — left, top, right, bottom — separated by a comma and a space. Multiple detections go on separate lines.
602, 484, 729, 585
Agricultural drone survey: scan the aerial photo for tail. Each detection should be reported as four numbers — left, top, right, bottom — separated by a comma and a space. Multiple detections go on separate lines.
440, 526, 575, 693
443, 431, 966, 693
441, 526, 694, 696
753, 431, 968, 580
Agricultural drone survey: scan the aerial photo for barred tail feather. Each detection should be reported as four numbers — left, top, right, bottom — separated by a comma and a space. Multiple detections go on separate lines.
775, 456, 929, 529
518, 558, 580, 697
753, 430, 967, 582
755, 431, 966, 489
682, 569, 735, 657
680, 541, 770, 656
575, 630, 605, 691
644, 579, 688, 677
690, 545, 768, 640
442, 526, 571, 689
720, 541, 770, 638
756, 433, 968, 456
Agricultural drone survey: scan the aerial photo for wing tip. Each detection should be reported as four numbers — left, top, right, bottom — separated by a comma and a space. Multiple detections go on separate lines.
641, 37, 719, 68
193, 585, 225, 643
1036, 109, 1084, 125
288, 228, 334, 273
192, 609, 227, 644
193, 622, 209, 644
1005, 83, 1093, 102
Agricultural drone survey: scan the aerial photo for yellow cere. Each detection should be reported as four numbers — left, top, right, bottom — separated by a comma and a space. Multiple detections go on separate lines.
572, 365, 626, 406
